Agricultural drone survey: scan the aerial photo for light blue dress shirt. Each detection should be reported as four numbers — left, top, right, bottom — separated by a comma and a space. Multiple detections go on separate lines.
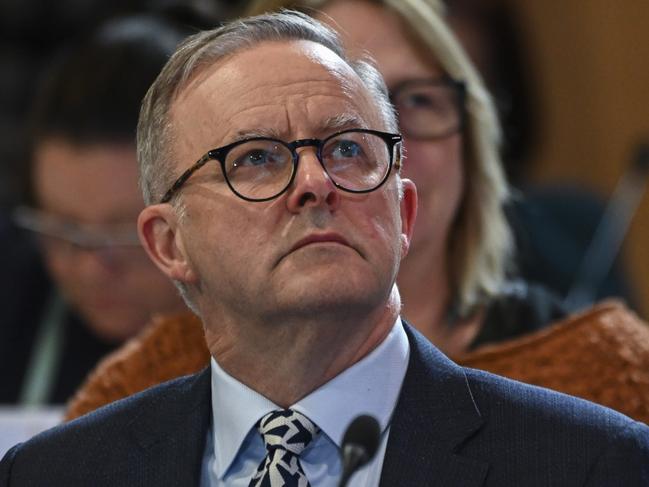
200, 317, 410, 487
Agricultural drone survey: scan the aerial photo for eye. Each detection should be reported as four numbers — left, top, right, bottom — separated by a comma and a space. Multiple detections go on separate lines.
330, 139, 364, 159
397, 87, 458, 118
234, 149, 278, 167
401, 92, 438, 110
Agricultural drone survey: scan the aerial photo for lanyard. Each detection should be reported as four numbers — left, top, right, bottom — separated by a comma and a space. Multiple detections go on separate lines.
19, 293, 66, 406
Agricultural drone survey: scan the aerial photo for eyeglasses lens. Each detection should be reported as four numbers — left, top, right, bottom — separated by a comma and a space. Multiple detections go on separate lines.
224, 140, 293, 200
393, 83, 463, 140
222, 131, 392, 200
321, 132, 390, 191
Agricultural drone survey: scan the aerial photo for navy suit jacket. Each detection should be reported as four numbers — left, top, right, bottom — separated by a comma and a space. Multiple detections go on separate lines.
2, 323, 649, 486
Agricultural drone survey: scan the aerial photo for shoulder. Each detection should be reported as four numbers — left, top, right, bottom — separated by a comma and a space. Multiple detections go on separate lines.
402, 324, 649, 483
460, 299, 649, 423
464, 365, 636, 430
463, 367, 649, 480
480, 279, 567, 342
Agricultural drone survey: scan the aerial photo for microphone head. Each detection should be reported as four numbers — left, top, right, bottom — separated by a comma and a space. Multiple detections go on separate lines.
341, 414, 381, 466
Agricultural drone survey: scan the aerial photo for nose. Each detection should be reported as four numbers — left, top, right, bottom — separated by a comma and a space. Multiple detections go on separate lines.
285, 147, 340, 212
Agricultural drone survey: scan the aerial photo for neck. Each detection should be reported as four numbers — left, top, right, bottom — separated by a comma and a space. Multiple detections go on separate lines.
398, 242, 450, 335
203, 287, 401, 408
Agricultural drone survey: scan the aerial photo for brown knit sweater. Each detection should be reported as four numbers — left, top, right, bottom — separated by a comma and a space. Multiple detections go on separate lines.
65, 300, 649, 423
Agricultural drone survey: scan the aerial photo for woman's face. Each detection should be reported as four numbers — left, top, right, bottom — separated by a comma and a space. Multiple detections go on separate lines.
317, 0, 464, 261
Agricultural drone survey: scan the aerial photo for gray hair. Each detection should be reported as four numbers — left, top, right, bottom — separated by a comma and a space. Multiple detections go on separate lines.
248, 0, 514, 316
137, 9, 397, 206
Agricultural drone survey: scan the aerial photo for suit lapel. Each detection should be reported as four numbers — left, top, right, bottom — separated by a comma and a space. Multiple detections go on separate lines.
106, 325, 489, 485
379, 323, 489, 486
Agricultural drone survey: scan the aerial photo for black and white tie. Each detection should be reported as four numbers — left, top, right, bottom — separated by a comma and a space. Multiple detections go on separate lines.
249, 409, 320, 487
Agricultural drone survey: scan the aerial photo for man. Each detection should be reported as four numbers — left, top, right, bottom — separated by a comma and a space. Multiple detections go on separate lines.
0, 16, 189, 404
2, 11, 648, 486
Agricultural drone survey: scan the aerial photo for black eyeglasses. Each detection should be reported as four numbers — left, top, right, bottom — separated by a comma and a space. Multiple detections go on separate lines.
390, 77, 466, 140
12, 206, 144, 267
160, 128, 402, 203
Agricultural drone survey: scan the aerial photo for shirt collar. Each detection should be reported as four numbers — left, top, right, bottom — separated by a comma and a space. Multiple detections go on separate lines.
209, 317, 409, 478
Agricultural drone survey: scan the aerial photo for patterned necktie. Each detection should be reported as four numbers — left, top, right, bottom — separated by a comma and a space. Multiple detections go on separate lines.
249, 409, 320, 487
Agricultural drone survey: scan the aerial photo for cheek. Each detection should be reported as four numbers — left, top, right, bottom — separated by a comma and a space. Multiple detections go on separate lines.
183, 204, 270, 284
402, 137, 464, 248
42, 249, 77, 289
402, 136, 463, 196
121, 263, 179, 308
362, 192, 404, 260
119, 258, 169, 285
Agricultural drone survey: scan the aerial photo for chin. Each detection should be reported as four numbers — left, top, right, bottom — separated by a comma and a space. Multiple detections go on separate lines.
273, 294, 375, 323
79, 306, 150, 344
272, 271, 388, 320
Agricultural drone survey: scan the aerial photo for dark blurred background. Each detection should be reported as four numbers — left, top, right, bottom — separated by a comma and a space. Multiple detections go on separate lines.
0, 0, 244, 209
500, 0, 649, 316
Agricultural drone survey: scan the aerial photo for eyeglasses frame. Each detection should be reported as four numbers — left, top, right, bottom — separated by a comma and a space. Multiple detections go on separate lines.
12, 206, 141, 250
160, 128, 403, 203
389, 77, 467, 141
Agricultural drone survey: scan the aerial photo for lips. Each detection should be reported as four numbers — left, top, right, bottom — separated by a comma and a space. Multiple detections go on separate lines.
289, 232, 352, 253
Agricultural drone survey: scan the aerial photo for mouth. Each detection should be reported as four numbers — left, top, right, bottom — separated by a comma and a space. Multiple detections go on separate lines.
289, 232, 352, 254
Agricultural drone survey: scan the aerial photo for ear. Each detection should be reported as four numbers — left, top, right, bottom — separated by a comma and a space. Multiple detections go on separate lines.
398, 178, 418, 259
137, 204, 197, 284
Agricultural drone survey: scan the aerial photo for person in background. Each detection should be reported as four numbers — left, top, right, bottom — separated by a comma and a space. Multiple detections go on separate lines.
1, 11, 648, 485
443, 0, 638, 308
0, 15, 189, 405
248, 0, 568, 356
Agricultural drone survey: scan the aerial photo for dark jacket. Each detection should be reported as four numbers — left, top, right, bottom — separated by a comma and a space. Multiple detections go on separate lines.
2, 322, 648, 486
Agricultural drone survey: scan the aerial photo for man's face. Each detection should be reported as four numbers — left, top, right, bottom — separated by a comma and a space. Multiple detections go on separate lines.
160, 40, 416, 325
318, 0, 464, 261
33, 140, 184, 342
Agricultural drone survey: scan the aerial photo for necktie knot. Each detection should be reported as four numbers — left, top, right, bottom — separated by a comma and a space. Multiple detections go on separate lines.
257, 409, 320, 455
250, 409, 320, 487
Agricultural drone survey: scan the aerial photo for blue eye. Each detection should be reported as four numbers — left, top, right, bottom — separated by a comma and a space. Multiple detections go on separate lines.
403, 93, 437, 109
235, 149, 275, 167
331, 140, 363, 159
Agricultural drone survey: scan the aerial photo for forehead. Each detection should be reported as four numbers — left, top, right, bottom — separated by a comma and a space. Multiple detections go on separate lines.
170, 40, 382, 158
33, 139, 143, 222
317, 0, 445, 87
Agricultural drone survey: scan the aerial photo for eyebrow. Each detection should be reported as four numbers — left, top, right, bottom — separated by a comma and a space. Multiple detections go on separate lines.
320, 114, 368, 133
227, 113, 369, 144
230, 128, 283, 142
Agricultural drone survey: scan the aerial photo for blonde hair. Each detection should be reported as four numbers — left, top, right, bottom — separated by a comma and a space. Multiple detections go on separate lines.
248, 0, 513, 315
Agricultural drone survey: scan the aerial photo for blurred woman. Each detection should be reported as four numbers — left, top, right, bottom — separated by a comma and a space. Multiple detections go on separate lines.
248, 0, 566, 355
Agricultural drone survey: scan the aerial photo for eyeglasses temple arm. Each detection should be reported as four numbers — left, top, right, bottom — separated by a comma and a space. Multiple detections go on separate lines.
160, 153, 212, 203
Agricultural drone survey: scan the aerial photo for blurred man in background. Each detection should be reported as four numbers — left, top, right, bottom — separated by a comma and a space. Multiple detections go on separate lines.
0, 15, 191, 404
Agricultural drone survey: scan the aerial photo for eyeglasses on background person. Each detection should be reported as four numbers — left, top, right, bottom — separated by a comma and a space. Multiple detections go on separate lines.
160, 128, 403, 203
12, 206, 144, 268
390, 77, 466, 140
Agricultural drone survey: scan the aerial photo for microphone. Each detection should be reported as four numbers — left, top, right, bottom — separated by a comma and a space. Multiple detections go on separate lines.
564, 140, 649, 311
337, 415, 381, 487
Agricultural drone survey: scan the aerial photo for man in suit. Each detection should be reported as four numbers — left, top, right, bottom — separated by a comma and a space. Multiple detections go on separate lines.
2, 10, 648, 486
